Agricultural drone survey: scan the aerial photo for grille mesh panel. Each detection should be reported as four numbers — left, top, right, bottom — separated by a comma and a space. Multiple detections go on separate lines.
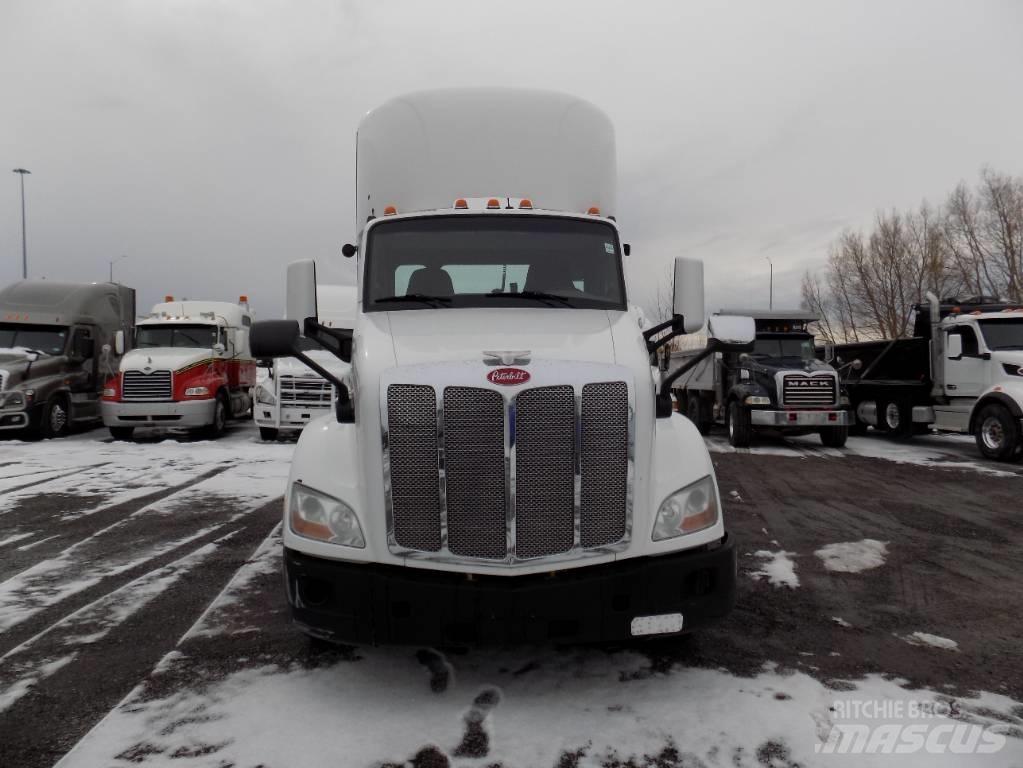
122, 370, 172, 401
514, 386, 575, 558
580, 382, 629, 547
443, 387, 507, 558
387, 385, 441, 551
782, 375, 837, 407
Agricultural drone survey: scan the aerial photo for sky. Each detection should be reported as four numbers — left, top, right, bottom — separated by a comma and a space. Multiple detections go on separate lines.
2, 0, 1022, 320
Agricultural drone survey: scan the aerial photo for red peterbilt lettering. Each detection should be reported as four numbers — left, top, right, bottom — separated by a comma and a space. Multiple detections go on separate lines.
487, 367, 531, 385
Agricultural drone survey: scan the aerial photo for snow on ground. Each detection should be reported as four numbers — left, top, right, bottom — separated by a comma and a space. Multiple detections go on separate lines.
0, 538, 230, 713
899, 632, 960, 652
815, 539, 889, 573
749, 549, 800, 588
706, 432, 1020, 477
59, 649, 1022, 768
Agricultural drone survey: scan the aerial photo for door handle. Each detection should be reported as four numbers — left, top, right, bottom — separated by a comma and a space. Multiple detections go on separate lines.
947, 384, 957, 390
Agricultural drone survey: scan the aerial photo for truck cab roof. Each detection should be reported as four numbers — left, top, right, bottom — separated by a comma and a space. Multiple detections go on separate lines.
141, 301, 252, 327
0, 280, 132, 326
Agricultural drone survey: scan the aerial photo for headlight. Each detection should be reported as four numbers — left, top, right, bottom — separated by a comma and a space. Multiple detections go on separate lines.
1003, 363, 1023, 377
653, 475, 719, 541
102, 387, 117, 398
184, 386, 210, 397
744, 395, 771, 405
290, 481, 364, 547
255, 384, 276, 405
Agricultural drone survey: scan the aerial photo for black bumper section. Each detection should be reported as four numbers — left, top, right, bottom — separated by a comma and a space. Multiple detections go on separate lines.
284, 534, 736, 646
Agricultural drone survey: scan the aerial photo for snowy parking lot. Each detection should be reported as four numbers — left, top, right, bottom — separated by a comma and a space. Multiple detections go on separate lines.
1, 423, 1021, 767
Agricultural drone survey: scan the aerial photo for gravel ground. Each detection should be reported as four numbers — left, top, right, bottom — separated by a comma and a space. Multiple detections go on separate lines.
0, 422, 1020, 767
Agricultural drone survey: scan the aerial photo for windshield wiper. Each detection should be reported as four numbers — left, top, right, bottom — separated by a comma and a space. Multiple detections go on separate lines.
375, 294, 453, 308
485, 290, 574, 307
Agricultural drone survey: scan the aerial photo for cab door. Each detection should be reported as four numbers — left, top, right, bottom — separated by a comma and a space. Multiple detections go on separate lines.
944, 324, 987, 398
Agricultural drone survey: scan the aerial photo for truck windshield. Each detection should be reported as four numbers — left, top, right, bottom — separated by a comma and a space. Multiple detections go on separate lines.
136, 324, 219, 349
363, 215, 626, 311
0, 323, 69, 356
751, 336, 816, 361
978, 318, 1023, 350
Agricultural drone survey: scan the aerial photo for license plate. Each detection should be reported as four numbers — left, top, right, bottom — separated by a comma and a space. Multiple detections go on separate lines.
630, 613, 684, 636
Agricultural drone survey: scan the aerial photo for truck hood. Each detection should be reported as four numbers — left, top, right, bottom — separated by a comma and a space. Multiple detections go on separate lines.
386, 309, 616, 365
277, 351, 350, 377
120, 347, 213, 373
0, 352, 66, 390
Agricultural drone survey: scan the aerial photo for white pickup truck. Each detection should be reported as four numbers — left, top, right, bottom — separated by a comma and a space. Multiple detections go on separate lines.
250, 88, 754, 645
254, 285, 355, 441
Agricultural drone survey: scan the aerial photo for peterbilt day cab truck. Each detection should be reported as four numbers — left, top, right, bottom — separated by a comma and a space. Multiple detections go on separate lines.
670, 310, 849, 448
0, 280, 135, 437
829, 294, 1023, 461
101, 297, 256, 440
254, 284, 356, 441
249, 88, 755, 646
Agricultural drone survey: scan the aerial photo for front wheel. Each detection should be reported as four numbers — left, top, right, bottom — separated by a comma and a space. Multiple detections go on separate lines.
727, 400, 752, 448
201, 394, 228, 440
819, 425, 848, 448
41, 396, 72, 439
974, 404, 1022, 462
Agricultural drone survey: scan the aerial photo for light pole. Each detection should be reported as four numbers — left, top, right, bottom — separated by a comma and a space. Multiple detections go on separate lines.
109, 253, 129, 282
12, 168, 31, 279
765, 255, 773, 310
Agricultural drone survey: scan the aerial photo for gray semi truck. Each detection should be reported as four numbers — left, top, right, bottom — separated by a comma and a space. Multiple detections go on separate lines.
669, 309, 849, 448
0, 280, 135, 437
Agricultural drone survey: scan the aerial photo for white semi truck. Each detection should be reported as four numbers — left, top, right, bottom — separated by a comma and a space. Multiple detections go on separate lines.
250, 88, 754, 645
101, 297, 256, 440
254, 284, 356, 441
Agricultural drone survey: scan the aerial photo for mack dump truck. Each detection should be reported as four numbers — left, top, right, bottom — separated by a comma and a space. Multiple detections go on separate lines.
670, 309, 849, 448
829, 294, 1023, 461
254, 284, 356, 441
0, 280, 135, 437
248, 88, 755, 646
101, 297, 256, 440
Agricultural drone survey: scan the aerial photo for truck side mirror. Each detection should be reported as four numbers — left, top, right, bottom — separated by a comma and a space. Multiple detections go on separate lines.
946, 334, 963, 360
213, 342, 226, 355
251, 319, 302, 359
824, 341, 835, 363
672, 257, 705, 334
114, 330, 125, 356
286, 259, 319, 324
706, 315, 755, 352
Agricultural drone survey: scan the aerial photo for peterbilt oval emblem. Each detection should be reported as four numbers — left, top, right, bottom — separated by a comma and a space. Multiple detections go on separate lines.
487, 367, 530, 386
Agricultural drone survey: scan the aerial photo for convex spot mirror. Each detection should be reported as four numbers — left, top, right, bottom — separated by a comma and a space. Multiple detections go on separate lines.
213, 342, 226, 355
707, 315, 756, 352
672, 257, 705, 334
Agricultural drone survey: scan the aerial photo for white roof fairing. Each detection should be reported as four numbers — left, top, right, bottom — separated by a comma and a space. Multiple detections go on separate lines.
355, 88, 617, 234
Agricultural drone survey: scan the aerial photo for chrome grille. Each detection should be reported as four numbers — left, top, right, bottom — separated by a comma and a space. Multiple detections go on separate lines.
443, 387, 507, 558
387, 385, 441, 552
782, 374, 837, 407
121, 370, 172, 401
580, 382, 629, 547
514, 386, 576, 559
280, 375, 332, 408
384, 378, 631, 563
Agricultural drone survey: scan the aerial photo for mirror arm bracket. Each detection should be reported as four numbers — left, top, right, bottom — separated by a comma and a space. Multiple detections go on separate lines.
292, 318, 355, 423
643, 314, 685, 355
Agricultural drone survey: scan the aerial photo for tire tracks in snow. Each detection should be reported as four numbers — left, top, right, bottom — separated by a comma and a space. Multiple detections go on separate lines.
0, 497, 283, 768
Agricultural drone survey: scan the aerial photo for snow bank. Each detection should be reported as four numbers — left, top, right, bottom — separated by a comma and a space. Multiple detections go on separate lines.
899, 632, 960, 652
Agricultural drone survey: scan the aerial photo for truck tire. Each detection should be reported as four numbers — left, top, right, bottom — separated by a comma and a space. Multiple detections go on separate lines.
41, 396, 72, 439
686, 396, 711, 436
109, 426, 135, 441
974, 403, 1021, 462
819, 425, 848, 448
259, 426, 279, 441
880, 399, 912, 440
201, 393, 229, 440
727, 400, 752, 448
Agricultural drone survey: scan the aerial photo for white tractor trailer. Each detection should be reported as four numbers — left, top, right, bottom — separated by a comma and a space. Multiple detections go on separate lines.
251, 88, 755, 645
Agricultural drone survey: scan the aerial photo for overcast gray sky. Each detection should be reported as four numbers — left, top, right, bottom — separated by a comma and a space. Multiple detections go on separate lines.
2, 0, 1021, 318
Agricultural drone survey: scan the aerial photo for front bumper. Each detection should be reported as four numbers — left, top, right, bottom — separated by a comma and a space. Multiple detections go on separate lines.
284, 534, 737, 646
0, 410, 30, 430
751, 409, 848, 427
254, 404, 331, 431
101, 399, 216, 428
